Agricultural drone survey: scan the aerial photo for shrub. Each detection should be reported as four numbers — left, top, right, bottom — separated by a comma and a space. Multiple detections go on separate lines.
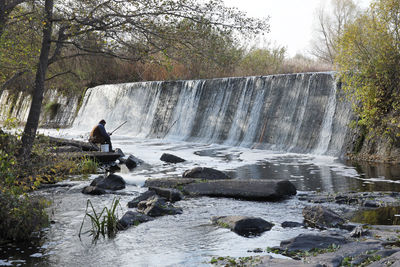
0, 191, 49, 241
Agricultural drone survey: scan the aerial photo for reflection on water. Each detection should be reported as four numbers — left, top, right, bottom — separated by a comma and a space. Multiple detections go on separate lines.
351, 206, 400, 225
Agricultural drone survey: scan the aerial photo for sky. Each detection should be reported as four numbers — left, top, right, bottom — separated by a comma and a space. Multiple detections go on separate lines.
223, 0, 372, 57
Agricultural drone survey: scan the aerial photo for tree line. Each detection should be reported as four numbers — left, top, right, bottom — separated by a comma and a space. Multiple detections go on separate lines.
1, 0, 399, 159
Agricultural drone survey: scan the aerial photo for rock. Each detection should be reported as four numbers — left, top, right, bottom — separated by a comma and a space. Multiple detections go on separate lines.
149, 187, 183, 202
137, 195, 183, 217
363, 200, 380, 207
160, 153, 185, 163
281, 221, 304, 228
114, 148, 125, 158
117, 211, 154, 230
368, 251, 400, 267
349, 225, 370, 238
104, 162, 121, 173
308, 240, 386, 267
90, 174, 126, 191
81, 186, 106, 195
144, 178, 197, 188
211, 216, 273, 237
125, 155, 143, 169
303, 205, 346, 229
127, 190, 157, 208
183, 179, 296, 201
279, 233, 348, 252
182, 167, 230, 180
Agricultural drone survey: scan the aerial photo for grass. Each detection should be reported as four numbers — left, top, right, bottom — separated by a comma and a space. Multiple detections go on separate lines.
79, 198, 121, 242
78, 156, 99, 174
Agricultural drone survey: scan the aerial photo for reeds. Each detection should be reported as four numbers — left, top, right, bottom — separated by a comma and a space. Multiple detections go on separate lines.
78, 197, 120, 242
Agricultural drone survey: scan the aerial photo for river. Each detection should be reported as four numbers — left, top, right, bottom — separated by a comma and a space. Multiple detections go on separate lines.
2, 129, 400, 266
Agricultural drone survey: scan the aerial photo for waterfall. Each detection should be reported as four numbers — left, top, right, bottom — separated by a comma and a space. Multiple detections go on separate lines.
72, 72, 353, 156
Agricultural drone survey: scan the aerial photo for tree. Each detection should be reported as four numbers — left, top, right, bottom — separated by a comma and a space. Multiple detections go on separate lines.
237, 44, 286, 76
14, 0, 269, 159
311, 0, 359, 64
335, 0, 400, 139
0, 0, 28, 37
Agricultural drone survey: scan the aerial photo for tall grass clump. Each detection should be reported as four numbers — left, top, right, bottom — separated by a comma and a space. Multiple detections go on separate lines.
79, 198, 121, 242
78, 156, 99, 174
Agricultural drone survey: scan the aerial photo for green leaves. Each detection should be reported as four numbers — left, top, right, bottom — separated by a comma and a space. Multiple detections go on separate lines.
335, 0, 400, 139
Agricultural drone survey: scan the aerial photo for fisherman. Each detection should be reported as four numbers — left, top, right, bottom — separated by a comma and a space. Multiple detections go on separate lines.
89, 119, 113, 152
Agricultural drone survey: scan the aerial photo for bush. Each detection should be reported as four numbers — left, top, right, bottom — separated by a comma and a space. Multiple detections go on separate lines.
0, 192, 49, 241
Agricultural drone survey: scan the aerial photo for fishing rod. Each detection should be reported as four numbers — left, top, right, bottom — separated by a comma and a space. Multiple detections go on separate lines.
110, 121, 127, 135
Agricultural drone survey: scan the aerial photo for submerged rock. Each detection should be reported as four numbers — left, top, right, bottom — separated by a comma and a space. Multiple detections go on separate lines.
182, 167, 230, 180
281, 221, 304, 228
303, 205, 346, 229
160, 153, 186, 163
212, 216, 274, 237
117, 211, 154, 230
137, 195, 183, 217
90, 174, 126, 191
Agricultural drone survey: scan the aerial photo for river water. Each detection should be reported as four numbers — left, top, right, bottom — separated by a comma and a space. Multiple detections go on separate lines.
2, 129, 400, 267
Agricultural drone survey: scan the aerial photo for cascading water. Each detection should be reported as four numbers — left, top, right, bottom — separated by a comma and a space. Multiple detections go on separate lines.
73, 72, 352, 156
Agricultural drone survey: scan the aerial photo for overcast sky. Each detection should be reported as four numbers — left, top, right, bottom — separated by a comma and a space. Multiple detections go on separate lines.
223, 0, 372, 57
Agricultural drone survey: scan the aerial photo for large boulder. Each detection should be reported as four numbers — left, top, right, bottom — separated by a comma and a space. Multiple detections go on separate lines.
90, 174, 126, 191
149, 187, 183, 202
211, 216, 274, 237
183, 179, 296, 201
127, 190, 157, 208
303, 205, 346, 229
137, 195, 183, 217
117, 211, 154, 230
182, 167, 230, 180
160, 153, 186, 163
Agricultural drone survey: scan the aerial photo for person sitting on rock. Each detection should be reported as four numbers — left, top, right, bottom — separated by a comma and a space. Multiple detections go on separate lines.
89, 119, 113, 152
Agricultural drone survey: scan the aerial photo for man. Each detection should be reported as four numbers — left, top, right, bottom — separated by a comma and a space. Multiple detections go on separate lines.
89, 119, 113, 151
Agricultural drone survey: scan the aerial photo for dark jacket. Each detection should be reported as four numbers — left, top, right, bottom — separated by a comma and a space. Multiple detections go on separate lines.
89, 124, 110, 143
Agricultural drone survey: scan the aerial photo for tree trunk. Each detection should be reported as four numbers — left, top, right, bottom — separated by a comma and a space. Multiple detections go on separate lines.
0, 1, 6, 37
18, 0, 53, 160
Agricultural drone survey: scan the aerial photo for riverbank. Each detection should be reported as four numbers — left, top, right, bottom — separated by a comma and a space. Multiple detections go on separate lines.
0, 131, 101, 242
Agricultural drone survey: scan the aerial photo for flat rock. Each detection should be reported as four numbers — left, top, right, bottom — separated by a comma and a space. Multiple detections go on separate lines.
144, 178, 197, 188
211, 215, 273, 237
279, 233, 348, 252
145, 178, 296, 201
183, 179, 296, 201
